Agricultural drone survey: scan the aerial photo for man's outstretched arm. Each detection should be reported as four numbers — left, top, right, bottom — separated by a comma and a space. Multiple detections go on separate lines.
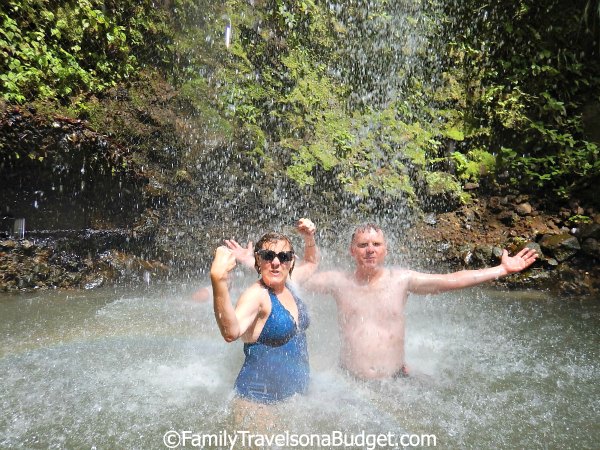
407, 247, 538, 295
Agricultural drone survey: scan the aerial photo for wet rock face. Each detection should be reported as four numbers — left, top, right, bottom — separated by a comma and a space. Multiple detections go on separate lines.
1, 106, 599, 297
581, 238, 600, 258
540, 234, 582, 262
412, 195, 600, 298
0, 238, 168, 292
0, 239, 94, 291
0, 107, 147, 232
576, 223, 600, 240
0, 107, 168, 291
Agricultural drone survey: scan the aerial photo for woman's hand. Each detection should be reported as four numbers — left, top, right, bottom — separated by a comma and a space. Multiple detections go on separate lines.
210, 246, 237, 282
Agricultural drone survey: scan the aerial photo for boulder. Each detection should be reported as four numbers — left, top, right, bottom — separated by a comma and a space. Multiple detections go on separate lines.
576, 223, 600, 240
515, 202, 533, 216
581, 238, 600, 258
539, 233, 581, 262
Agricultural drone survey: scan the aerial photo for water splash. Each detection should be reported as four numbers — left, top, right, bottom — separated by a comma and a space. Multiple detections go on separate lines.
224, 19, 232, 48
1, 287, 598, 448
13, 218, 25, 239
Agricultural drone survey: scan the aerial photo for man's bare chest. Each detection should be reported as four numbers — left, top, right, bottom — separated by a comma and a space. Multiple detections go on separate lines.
335, 286, 405, 321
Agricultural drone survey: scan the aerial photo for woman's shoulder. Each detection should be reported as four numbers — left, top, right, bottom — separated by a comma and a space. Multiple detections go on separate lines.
239, 281, 269, 303
234, 281, 272, 319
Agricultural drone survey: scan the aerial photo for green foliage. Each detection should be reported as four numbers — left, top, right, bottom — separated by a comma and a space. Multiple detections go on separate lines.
204, 0, 449, 205
4, 0, 599, 211
566, 214, 592, 227
441, 0, 600, 202
424, 171, 461, 195
0, 0, 172, 104
452, 148, 496, 182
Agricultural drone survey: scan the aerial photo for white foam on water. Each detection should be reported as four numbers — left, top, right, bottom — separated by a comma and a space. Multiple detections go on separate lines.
1, 286, 599, 449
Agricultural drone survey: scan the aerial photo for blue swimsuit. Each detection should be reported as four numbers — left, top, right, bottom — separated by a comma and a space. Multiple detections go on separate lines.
234, 286, 310, 404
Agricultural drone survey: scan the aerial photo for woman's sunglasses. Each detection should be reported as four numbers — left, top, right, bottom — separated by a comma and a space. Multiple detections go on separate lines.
256, 249, 295, 263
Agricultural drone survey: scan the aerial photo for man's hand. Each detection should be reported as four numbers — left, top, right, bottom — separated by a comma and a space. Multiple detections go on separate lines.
501, 247, 538, 274
224, 239, 254, 268
296, 218, 316, 238
210, 246, 237, 281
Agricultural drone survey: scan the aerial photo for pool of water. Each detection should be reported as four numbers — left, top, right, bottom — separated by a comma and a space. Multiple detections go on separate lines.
1, 281, 598, 449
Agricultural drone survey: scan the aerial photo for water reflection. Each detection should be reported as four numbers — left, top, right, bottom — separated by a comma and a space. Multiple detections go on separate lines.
1, 285, 598, 449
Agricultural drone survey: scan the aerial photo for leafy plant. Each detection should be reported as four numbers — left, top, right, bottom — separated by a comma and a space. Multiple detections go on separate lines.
441, 0, 600, 202
0, 0, 171, 104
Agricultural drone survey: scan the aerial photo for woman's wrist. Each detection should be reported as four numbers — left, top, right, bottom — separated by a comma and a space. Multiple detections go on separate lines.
210, 270, 230, 283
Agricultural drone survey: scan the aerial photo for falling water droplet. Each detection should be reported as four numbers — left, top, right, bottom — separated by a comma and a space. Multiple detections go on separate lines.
225, 20, 232, 48
13, 218, 25, 239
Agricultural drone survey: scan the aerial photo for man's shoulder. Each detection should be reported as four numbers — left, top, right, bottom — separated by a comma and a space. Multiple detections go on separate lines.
388, 266, 413, 277
388, 266, 425, 285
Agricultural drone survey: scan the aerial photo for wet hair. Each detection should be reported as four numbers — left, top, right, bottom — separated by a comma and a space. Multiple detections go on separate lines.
350, 223, 384, 244
253, 231, 295, 276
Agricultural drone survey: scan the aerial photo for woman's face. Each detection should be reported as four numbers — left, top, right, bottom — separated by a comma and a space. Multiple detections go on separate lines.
256, 239, 295, 288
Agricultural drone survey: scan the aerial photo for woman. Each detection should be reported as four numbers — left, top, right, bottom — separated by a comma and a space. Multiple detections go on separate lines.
210, 218, 318, 404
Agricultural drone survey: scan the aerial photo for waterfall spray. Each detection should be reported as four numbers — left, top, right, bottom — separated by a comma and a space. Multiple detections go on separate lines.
225, 18, 232, 49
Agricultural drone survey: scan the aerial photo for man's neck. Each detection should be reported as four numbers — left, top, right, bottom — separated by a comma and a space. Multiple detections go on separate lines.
353, 266, 386, 285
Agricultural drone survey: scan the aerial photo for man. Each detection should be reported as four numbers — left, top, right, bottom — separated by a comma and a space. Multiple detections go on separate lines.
303, 223, 538, 380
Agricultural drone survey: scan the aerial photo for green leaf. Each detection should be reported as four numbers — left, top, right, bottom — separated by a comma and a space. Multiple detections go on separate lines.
443, 127, 464, 141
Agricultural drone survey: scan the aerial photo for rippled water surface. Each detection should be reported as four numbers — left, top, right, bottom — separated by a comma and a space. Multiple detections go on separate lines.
1, 282, 598, 449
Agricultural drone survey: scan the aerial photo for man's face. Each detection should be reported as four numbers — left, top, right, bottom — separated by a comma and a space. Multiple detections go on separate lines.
350, 228, 387, 269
